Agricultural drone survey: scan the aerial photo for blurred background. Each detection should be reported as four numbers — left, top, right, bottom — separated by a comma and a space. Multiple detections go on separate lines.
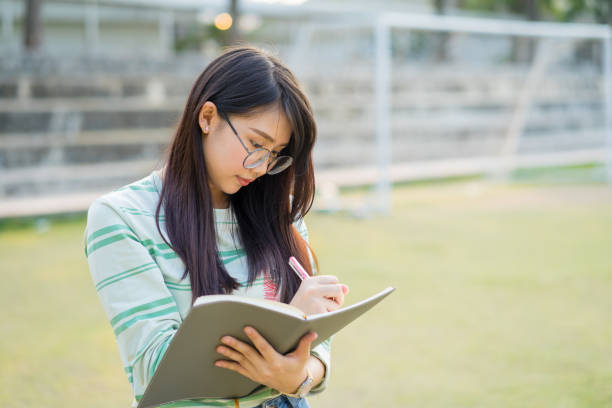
1, 0, 611, 407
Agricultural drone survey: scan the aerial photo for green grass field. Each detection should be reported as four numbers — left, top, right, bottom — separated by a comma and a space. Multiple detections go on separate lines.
1, 180, 611, 407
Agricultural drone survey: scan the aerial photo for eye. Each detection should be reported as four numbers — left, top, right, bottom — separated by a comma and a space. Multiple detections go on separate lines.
275, 145, 288, 155
250, 141, 262, 149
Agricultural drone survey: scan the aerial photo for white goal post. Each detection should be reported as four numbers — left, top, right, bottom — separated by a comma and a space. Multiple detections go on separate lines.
294, 12, 612, 215
373, 12, 612, 214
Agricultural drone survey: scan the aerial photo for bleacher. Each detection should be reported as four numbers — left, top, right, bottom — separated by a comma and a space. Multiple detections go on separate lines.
0, 53, 606, 217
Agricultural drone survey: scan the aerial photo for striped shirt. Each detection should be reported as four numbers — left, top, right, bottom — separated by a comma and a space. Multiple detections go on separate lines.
83, 170, 331, 408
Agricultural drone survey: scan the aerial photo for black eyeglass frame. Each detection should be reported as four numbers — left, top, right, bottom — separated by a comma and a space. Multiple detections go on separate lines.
220, 112, 293, 175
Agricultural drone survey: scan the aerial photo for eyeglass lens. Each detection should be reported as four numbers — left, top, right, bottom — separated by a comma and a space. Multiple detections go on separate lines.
244, 150, 292, 174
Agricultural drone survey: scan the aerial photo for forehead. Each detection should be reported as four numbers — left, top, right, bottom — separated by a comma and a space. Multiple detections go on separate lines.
235, 107, 292, 145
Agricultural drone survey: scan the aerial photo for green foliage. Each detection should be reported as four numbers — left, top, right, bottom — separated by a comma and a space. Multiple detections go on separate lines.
458, 0, 610, 23
592, 0, 612, 24
174, 23, 224, 53
539, 0, 589, 22
461, 0, 499, 12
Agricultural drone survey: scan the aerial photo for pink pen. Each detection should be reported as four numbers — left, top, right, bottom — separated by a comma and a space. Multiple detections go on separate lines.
289, 256, 344, 305
288, 256, 310, 281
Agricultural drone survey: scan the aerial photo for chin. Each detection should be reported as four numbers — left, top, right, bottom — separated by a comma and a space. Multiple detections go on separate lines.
225, 182, 242, 195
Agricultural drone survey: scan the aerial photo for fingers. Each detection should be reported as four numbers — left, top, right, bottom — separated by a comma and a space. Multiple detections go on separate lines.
323, 297, 342, 312
309, 276, 347, 301
216, 345, 247, 365
316, 284, 346, 306
243, 327, 278, 361
290, 274, 349, 316
215, 343, 258, 378
311, 275, 339, 284
214, 360, 254, 381
219, 335, 264, 367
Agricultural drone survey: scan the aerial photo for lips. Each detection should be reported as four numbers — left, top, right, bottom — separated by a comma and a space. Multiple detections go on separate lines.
236, 176, 254, 187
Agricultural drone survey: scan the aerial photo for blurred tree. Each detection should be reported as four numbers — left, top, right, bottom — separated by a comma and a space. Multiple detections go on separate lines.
432, 0, 542, 62
513, 0, 539, 62
460, 0, 541, 20
433, 0, 449, 12
228, 0, 241, 45
592, 0, 612, 25
461, 0, 609, 23
539, 0, 588, 22
458, 0, 609, 66
525, 0, 540, 20
175, 23, 223, 53
24, 0, 42, 52
459, 0, 540, 62
432, 0, 451, 62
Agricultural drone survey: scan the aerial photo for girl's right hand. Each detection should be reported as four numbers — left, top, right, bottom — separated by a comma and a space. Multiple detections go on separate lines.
289, 275, 350, 315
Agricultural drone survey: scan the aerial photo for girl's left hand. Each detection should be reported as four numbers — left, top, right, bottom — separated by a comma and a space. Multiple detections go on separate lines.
214, 326, 317, 395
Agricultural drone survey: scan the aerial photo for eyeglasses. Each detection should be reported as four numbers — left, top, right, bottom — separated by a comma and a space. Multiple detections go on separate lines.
220, 112, 293, 175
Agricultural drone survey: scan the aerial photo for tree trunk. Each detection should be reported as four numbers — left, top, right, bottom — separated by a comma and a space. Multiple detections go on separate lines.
433, 0, 450, 62
526, 0, 540, 21
24, 0, 42, 52
510, 0, 540, 63
433, 0, 447, 14
228, 0, 240, 45
525, 0, 540, 61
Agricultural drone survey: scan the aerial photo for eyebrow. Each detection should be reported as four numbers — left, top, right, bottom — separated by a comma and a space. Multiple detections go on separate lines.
249, 127, 289, 148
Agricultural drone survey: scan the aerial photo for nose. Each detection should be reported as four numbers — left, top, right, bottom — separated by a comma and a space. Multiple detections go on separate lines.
251, 159, 269, 178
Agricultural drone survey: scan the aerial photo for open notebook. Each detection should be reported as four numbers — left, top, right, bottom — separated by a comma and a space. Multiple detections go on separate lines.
137, 286, 395, 408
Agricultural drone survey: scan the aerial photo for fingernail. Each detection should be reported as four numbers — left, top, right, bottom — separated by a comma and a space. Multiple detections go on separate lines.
244, 327, 253, 335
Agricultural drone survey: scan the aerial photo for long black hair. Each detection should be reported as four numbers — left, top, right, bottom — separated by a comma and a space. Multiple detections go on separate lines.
155, 45, 318, 304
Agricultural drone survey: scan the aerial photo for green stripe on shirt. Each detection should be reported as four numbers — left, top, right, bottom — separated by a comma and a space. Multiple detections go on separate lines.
114, 305, 179, 337
165, 282, 191, 291
86, 224, 132, 245
87, 231, 140, 256
95, 262, 158, 291
110, 297, 175, 327
218, 249, 246, 258
221, 254, 244, 265
141, 239, 178, 260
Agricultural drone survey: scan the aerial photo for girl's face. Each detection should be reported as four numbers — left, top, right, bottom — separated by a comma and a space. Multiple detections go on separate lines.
199, 101, 292, 209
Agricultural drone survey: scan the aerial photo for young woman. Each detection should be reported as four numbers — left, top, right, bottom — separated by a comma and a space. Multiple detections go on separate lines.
83, 46, 349, 408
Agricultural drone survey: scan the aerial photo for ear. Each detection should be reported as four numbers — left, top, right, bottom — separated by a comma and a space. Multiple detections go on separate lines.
198, 101, 218, 135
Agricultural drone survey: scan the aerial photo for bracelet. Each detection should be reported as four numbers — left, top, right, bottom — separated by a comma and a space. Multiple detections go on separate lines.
283, 367, 314, 398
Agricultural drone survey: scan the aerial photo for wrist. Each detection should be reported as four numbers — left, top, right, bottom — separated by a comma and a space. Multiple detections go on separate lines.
283, 366, 314, 398
309, 354, 325, 387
